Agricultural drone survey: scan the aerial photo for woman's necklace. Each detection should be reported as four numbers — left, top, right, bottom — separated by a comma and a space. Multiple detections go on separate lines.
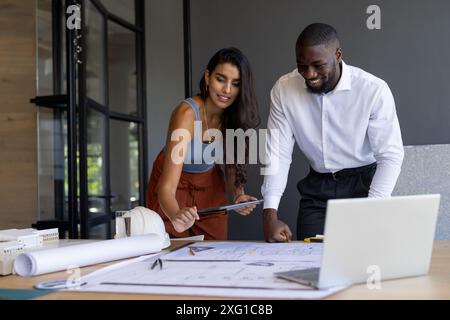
203, 101, 215, 143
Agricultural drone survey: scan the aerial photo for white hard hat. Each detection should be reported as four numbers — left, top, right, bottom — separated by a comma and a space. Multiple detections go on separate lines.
116, 207, 170, 249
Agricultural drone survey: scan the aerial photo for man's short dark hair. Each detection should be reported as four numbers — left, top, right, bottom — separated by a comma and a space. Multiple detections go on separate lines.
296, 23, 340, 50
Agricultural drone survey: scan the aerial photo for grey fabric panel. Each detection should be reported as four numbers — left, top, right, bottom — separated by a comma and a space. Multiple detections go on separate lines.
393, 145, 450, 240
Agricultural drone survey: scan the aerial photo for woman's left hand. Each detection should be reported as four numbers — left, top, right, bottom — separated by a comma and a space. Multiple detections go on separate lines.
233, 194, 258, 216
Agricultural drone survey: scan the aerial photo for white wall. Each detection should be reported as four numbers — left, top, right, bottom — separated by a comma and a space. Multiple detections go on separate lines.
145, 0, 185, 170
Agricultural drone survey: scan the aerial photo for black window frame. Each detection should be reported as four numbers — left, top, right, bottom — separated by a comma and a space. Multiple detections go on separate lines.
31, 0, 148, 239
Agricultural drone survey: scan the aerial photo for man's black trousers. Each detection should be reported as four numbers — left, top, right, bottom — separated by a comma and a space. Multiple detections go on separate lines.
296, 162, 377, 240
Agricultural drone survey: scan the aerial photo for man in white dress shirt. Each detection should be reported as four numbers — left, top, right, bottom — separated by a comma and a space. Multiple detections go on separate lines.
261, 23, 404, 242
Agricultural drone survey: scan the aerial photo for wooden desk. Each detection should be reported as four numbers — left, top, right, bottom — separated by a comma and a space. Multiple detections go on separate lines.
1, 241, 449, 300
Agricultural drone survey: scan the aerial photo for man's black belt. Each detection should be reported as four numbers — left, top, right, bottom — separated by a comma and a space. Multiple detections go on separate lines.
310, 162, 376, 181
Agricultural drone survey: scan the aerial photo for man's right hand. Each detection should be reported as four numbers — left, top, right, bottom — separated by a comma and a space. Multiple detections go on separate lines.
263, 208, 293, 242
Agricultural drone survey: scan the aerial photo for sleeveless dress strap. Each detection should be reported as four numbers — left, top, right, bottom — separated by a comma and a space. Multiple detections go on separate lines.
184, 98, 201, 121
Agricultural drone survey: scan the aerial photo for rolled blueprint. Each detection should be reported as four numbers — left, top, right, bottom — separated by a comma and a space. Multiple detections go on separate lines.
14, 234, 166, 277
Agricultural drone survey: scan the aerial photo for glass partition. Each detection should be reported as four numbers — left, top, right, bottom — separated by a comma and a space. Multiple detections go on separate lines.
99, 0, 135, 24
108, 21, 137, 115
85, 0, 106, 105
110, 120, 140, 213
35, 0, 146, 239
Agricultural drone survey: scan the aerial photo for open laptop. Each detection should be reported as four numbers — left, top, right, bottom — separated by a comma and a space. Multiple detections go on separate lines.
275, 194, 441, 289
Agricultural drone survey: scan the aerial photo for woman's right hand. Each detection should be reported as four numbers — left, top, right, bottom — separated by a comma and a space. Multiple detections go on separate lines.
171, 206, 199, 233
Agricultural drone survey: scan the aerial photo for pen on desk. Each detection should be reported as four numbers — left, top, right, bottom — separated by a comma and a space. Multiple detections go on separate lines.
188, 247, 196, 256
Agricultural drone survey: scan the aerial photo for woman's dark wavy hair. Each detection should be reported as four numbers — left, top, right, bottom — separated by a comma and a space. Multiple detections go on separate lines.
199, 47, 260, 188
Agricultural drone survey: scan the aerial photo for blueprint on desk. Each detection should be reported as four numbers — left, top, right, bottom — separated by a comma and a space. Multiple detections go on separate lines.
71, 242, 348, 299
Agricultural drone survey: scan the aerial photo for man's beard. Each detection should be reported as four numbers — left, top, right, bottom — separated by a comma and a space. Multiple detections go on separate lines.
307, 62, 337, 94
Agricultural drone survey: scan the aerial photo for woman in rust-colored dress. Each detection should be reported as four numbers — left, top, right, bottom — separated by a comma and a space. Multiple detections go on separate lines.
146, 47, 260, 240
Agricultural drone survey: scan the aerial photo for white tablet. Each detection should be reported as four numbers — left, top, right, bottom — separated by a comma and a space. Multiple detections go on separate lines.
197, 199, 264, 215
